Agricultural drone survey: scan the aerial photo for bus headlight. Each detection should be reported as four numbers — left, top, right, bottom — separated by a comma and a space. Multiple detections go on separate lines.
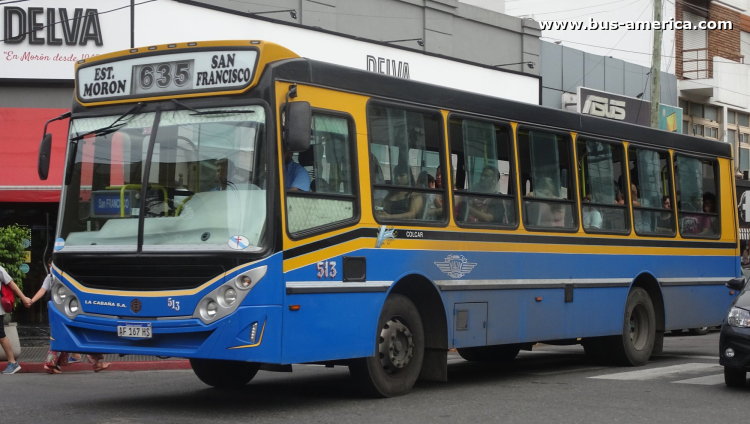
53, 284, 67, 305
218, 286, 237, 307
63, 295, 81, 318
206, 300, 218, 318
728, 307, 750, 328
193, 265, 267, 324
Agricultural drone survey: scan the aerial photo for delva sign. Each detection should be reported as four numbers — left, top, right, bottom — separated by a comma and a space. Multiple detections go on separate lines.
1, 1, 129, 80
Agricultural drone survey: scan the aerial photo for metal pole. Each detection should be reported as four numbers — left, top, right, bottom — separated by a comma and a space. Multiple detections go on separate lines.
650, 0, 662, 128
130, 0, 135, 49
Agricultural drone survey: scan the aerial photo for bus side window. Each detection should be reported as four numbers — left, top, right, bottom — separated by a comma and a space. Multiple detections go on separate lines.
628, 146, 675, 236
285, 114, 358, 236
518, 128, 576, 230
675, 155, 720, 238
577, 138, 628, 233
449, 117, 516, 227
368, 104, 446, 223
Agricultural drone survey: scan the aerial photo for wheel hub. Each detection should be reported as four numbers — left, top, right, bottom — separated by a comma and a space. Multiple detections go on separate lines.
378, 318, 414, 374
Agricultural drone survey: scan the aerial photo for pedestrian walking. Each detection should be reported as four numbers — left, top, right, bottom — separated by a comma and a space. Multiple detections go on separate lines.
0, 264, 31, 374
27, 263, 110, 374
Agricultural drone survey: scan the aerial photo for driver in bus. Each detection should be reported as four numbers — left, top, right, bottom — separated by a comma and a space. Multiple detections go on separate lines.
284, 151, 310, 191
212, 158, 235, 191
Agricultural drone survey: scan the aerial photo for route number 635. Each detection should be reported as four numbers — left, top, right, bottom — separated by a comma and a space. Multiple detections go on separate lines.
316, 261, 337, 279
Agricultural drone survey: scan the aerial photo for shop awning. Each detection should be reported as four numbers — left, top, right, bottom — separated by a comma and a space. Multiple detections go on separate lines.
740, 227, 750, 241
0, 107, 69, 203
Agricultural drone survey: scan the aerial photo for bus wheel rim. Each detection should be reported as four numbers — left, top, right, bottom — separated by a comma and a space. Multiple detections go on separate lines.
629, 304, 649, 351
378, 318, 414, 374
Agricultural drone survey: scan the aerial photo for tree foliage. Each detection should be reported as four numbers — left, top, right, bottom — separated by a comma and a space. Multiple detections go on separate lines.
0, 224, 31, 306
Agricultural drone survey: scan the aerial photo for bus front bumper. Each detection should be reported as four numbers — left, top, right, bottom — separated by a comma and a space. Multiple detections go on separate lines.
48, 302, 283, 363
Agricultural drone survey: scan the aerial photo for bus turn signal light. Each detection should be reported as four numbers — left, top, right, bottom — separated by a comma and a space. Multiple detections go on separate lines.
289, 305, 301, 311
535, 297, 543, 302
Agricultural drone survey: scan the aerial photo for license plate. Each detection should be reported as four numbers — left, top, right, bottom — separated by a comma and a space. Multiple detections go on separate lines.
117, 323, 152, 339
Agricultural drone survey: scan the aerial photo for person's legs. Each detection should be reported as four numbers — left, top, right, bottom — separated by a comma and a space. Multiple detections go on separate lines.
0, 336, 14, 364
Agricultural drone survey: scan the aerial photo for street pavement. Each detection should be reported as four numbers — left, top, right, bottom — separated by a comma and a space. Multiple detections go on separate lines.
1, 331, 747, 424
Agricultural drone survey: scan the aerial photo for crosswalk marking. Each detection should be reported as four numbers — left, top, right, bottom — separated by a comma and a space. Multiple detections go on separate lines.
673, 374, 725, 385
589, 363, 721, 381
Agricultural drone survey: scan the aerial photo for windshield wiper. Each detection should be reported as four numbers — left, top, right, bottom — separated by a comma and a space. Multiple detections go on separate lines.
170, 99, 253, 116
71, 102, 146, 141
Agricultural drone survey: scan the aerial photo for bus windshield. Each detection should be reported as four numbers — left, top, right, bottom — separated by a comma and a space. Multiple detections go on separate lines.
58, 105, 268, 252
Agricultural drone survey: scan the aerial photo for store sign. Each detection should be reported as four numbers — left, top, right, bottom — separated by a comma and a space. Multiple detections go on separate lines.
3, 6, 103, 46
1, 0, 128, 80
77, 50, 258, 102
578, 87, 650, 126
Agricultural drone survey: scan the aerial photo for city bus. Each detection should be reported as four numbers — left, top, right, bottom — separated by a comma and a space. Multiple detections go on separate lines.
38, 40, 742, 397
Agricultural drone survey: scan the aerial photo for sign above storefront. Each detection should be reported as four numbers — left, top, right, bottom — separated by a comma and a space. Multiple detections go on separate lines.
576, 87, 682, 132
77, 50, 258, 102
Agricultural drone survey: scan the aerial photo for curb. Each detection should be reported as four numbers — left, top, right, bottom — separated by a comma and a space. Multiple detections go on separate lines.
11, 360, 191, 374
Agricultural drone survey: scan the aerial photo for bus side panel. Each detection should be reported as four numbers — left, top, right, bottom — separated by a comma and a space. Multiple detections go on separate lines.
442, 287, 628, 347
663, 285, 734, 329
281, 292, 386, 364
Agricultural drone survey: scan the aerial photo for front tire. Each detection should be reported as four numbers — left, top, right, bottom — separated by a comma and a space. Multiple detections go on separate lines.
190, 358, 260, 388
724, 367, 747, 387
349, 294, 424, 397
689, 327, 710, 336
606, 287, 656, 366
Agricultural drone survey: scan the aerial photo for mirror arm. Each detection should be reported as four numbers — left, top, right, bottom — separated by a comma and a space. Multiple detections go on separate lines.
42, 111, 72, 136
282, 84, 298, 149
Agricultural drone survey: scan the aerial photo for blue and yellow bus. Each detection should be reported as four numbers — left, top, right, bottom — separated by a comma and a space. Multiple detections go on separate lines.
38, 40, 741, 397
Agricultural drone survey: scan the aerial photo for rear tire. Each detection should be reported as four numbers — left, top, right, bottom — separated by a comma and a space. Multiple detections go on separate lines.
457, 345, 521, 362
190, 358, 260, 388
689, 327, 710, 336
349, 294, 424, 397
606, 287, 656, 366
724, 367, 747, 387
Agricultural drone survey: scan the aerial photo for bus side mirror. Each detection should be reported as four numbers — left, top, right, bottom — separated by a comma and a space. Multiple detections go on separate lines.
727, 277, 746, 291
284, 102, 311, 153
38, 133, 53, 180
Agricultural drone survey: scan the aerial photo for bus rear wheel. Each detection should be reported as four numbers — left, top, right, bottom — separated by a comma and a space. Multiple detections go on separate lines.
190, 358, 260, 388
457, 345, 521, 362
607, 287, 656, 366
349, 294, 424, 398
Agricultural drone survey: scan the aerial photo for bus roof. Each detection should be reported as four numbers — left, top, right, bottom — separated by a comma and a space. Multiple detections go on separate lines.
268, 57, 731, 159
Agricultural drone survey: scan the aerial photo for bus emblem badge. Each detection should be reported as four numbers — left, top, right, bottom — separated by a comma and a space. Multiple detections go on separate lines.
434, 255, 477, 279
131, 299, 142, 313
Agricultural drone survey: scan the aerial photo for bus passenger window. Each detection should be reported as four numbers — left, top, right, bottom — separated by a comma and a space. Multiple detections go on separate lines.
368, 104, 445, 223
675, 155, 720, 238
449, 118, 516, 226
577, 139, 628, 233
518, 129, 576, 230
628, 146, 674, 236
285, 114, 358, 235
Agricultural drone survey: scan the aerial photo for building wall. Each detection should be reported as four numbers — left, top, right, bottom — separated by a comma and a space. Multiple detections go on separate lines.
185, 0, 541, 75
676, 0, 741, 80
541, 41, 678, 110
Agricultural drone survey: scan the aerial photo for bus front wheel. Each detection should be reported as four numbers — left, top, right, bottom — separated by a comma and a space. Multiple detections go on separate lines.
349, 294, 425, 397
190, 358, 260, 388
608, 287, 656, 366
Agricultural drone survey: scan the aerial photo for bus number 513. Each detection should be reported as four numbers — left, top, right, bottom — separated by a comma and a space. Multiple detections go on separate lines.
316, 261, 337, 279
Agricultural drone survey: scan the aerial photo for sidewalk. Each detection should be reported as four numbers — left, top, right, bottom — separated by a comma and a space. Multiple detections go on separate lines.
6, 347, 191, 373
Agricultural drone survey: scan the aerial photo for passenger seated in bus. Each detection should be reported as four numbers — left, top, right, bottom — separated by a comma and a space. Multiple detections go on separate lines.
684, 192, 718, 235
463, 166, 506, 224
615, 187, 625, 205
528, 176, 564, 227
582, 192, 602, 230
284, 151, 311, 191
630, 184, 642, 207
655, 196, 672, 233
419, 172, 442, 220
376, 164, 424, 220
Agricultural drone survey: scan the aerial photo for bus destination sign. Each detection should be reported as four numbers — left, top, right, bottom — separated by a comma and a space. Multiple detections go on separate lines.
77, 50, 258, 102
